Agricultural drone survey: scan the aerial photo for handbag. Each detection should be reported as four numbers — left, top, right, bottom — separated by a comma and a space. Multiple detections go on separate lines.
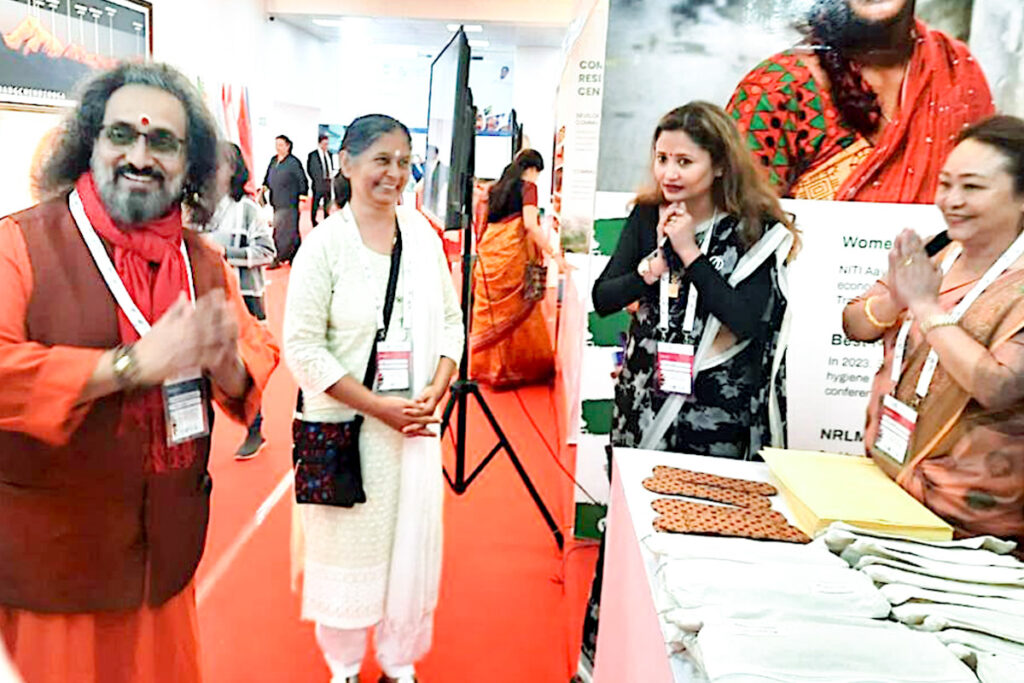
522, 238, 547, 302
291, 227, 403, 507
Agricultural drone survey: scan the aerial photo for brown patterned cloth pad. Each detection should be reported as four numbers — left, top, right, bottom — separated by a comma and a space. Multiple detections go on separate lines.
651, 498, 810, 544
651, 465, 778, 496
643, 477, 773, 510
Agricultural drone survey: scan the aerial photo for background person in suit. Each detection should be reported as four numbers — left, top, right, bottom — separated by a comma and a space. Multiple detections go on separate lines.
306, 134, 334, 227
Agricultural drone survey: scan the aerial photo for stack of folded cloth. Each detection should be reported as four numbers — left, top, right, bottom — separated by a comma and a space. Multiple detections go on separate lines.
825, 522, 1024, 683
642, 529, 979, 682
640, 467, 982, 681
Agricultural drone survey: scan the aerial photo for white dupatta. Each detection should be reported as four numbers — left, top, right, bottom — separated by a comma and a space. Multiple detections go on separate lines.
381, 206, 451, 649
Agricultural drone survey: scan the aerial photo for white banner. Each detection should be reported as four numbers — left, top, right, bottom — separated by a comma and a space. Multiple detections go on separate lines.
553, 0, 608, 253
782, 198, 947, 454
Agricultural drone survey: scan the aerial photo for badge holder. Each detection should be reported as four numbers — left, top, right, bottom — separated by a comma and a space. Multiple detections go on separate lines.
656, 341, 695, 396
375, 338, 414, 399
162, 371, 210, 446
874, 394, 918, 465
653, 213, 716, 398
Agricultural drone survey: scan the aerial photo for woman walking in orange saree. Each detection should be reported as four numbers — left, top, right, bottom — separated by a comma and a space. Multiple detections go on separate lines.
470, 150, 570, 388
844, 116, 1024, 547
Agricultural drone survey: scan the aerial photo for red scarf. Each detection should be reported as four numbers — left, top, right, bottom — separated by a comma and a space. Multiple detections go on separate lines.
840, 20, 995, 203
76, 172, 198, 473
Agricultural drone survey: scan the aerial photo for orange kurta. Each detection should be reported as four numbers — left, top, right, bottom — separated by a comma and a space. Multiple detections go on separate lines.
0, 217, 280, 683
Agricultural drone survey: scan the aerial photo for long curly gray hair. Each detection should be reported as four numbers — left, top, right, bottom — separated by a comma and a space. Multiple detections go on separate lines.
38, 62, 220, 224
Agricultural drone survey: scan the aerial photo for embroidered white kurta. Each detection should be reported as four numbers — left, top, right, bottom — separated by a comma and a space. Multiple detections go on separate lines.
283, 205, 462, 628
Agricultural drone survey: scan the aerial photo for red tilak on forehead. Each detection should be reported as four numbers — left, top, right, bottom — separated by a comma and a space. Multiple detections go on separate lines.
140, 115, 150, 127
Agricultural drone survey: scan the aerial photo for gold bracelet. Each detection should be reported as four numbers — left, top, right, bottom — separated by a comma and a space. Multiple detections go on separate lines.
864, 295, 898, 329
919, 313, 959, 336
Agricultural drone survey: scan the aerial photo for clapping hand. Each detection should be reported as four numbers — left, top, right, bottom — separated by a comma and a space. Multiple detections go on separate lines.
131, 290, 241, 386
888, 229, 940, 311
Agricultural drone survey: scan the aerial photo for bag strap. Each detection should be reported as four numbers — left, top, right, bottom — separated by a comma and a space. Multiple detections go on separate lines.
295, 219, 404, 414
363, 222, 403, 387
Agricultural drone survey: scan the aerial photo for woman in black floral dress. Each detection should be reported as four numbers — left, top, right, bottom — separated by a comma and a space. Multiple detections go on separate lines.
593, 101, 799, 458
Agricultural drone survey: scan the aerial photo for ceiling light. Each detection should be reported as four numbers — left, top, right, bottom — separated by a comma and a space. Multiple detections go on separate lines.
447, 24, 483, 32
313, 19, 343, 27
468, 39, 490, 48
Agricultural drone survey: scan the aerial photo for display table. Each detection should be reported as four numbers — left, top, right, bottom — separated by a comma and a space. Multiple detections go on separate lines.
592, 449, 796, 683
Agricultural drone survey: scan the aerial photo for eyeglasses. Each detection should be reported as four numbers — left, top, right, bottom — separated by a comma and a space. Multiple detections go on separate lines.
100, 122, 185, 156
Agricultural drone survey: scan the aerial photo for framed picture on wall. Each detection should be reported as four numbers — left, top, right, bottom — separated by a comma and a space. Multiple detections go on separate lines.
0, 0, 152, 107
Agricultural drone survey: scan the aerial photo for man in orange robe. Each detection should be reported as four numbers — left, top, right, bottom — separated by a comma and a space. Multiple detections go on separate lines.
0, 62, 279, 683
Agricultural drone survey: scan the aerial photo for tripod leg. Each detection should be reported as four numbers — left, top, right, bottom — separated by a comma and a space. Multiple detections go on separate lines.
468, 384, 565, 550
439, 387, 458, 435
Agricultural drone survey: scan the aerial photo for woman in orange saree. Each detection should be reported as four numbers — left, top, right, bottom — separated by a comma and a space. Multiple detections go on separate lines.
844, 116, 1024, 548
470, 150, 569, 388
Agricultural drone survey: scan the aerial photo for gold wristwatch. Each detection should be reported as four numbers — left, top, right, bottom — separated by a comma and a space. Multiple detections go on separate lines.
111, 345, 141, 389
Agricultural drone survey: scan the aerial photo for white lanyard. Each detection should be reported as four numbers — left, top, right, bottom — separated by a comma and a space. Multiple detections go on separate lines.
69, 190, 195, 337
659, 211, 717, 332
890, 232, 1024, 398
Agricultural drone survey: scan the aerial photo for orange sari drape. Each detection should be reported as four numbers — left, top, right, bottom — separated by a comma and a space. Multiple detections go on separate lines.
865, 265, 1024, 545
470, 215, 554, 388
0, 583, 201, 683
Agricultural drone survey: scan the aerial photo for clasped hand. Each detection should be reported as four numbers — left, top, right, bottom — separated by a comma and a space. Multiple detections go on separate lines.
887, 229, 941, 311
131, 290, 240, 385
374, 385, 445, 438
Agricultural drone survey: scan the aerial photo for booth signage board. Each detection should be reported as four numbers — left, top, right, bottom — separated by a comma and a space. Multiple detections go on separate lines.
782, 198, 946, 454
552, 0, 608, 254
0, 0, 153, 107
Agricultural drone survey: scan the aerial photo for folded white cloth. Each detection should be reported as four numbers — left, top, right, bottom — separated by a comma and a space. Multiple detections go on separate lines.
642, 533, 845, 567
975, 652, 1024, 683
839, 536, 1023, 569
824, 522, 1016, 555
657, 557, 890, 626
937, 629, 1024, 662
853, 554, 1024, 587
696, 616, 977, 683
891, 602, 1024, 644
881, 583, 1024, 617
861, 563, 1024, 601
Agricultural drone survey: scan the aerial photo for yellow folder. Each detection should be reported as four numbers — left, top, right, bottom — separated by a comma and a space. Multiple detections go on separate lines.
760, 448, 953, 541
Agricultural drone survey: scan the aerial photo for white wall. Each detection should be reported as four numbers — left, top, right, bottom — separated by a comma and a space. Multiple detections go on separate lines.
150, 0, 335, 178
2, 0, 565, 214
513, 46, 560, 210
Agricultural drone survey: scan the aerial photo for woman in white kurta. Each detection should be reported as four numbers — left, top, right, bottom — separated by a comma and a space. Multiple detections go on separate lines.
283, 114, 462, 683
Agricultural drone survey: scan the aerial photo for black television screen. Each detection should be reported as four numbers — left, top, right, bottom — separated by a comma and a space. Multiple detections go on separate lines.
510, 109, 524, 159
423, 29, 472, 230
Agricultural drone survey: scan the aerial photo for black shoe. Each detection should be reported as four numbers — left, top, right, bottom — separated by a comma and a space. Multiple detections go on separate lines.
234, 432, 265, 460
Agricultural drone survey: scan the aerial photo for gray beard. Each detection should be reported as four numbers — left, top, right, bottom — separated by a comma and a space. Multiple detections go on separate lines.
90, 154, 184, 226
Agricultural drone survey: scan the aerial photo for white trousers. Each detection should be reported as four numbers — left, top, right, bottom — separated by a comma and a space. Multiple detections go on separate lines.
315, 611, 433, 681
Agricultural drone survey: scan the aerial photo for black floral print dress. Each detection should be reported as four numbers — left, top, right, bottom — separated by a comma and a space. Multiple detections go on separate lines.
592, 204, 788, 459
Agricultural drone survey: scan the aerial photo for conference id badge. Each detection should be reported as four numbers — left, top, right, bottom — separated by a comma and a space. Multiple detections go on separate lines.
162, 371, 210, 446
656, 342, 694, 396
376, 340, 413, 396
874, 395, 918, 465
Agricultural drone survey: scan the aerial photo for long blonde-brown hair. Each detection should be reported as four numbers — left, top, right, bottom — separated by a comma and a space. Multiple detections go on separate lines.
636, 101, 799, 255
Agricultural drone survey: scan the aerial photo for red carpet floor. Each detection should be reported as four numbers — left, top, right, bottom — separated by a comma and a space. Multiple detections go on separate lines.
193, 232, 598, 682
